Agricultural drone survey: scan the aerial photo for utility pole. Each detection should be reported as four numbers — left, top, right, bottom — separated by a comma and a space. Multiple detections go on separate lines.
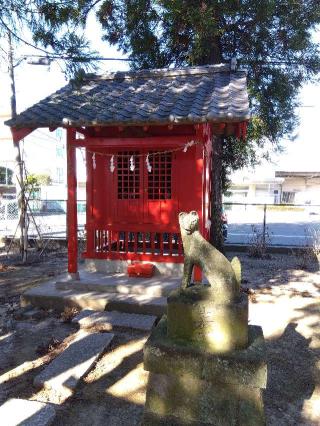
7, 31, 28, 262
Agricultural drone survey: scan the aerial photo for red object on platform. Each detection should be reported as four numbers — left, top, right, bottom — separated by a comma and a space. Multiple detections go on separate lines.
127, 263, 155, 278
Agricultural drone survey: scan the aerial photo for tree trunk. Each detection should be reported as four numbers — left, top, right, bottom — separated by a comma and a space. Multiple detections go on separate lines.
8, 32, 28, 262
210, 135, 224, 253
205, 27, 224, 252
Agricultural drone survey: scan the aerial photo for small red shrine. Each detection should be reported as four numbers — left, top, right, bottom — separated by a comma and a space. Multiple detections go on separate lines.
5, 64, 249, 280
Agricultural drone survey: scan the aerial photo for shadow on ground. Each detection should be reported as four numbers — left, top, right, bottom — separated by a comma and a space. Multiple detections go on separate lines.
264, 323, 318, 425
0, 251, 319, 425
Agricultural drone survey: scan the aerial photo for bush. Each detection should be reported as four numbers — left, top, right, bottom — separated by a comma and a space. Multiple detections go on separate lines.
247, 225, 271, 259
294, 227, 320, 270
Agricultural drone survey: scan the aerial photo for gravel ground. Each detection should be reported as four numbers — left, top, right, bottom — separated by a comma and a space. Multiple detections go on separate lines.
0, 251, 319, 425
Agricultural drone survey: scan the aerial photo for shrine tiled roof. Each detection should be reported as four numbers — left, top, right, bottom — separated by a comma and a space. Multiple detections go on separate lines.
5, 64, 250, 129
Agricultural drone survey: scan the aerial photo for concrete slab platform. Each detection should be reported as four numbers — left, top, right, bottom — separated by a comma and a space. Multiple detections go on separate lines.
34, 331, 114, 398
21, 281, 167, 317
72, 309, 157, 331
56, 271, 180, 297
0, 398, 56, 426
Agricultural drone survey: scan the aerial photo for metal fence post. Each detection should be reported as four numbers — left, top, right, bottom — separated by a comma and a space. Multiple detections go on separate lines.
262, 204, 267, 246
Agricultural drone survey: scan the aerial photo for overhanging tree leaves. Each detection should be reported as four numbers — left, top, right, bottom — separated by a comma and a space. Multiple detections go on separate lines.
0, 1, 100, 76
95, 0, 320, 249
1, 1, 320, 250
96, 1, 319, 140
1, 1, 99, 261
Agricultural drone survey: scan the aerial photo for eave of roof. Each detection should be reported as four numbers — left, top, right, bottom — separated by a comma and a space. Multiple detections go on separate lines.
5, 63, 250, 130
275, 171, 320, 178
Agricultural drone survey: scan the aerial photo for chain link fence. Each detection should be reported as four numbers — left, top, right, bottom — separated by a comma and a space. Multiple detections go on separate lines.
224, 202, 320, 247
0, 199, 86, 260
1, 200, 320, 261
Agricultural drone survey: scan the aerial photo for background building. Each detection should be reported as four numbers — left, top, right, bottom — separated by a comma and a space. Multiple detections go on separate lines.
275, 171, 320, 205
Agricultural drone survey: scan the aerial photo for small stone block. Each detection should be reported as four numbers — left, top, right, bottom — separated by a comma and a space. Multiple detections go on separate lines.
0, 398, 56, 426
72, 309, 157, 331
167, 289, 248, 353
34, 331, 114, 393
144, 317, 267, 389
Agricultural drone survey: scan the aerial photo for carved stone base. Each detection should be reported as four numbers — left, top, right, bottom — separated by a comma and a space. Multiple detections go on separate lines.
167, 286, 248, 353
142, 317, 267, 426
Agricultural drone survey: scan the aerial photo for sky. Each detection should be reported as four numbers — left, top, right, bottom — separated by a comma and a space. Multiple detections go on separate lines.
276, 83, 320, 171
0, 12, 128, 181
234, 81, 320, 181
259, 82, 320, 173
1, 11, 319, 179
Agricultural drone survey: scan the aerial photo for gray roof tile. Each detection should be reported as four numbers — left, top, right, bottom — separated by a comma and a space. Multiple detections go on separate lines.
5, 64, 250, 129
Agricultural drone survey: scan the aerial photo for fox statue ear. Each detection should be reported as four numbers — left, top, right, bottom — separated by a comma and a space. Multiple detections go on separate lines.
231, 257, 241, 292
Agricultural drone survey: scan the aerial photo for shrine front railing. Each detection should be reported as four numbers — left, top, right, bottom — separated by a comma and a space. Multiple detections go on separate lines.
83, 224, 184, 263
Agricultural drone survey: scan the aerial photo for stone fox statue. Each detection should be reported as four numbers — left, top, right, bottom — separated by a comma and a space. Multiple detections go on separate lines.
179, 211, 241, 303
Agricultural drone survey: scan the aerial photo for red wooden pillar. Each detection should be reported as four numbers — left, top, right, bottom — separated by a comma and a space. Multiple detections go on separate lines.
85, 148, 94, 257
66, 128, 79, 278
193, 128, 205, 283
203, 125, 213, 242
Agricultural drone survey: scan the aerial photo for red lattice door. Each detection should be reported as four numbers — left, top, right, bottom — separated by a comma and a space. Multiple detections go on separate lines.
115, 151, 143, 223
114, 150, 177, 227
144, 151, 177, 226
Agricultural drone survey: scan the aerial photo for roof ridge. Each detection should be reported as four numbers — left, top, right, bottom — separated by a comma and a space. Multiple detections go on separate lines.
84, 63, 238, 82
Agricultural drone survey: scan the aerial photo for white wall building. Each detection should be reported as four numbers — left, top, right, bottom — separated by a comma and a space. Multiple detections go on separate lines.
226, 167, 320, 206
275, 171, 320, 205
225, 166, 284, 204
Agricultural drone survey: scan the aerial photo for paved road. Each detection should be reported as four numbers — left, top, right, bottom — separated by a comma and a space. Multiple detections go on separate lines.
227, 217, 320, 246
224, 205, 320, 246
1, 210, 320, 247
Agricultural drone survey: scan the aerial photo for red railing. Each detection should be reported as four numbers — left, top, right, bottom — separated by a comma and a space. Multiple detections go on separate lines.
83, 225, 184, 263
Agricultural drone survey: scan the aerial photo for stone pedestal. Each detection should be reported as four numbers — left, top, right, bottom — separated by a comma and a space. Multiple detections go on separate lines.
167, 287, 248, 353
142, 317, 267, 426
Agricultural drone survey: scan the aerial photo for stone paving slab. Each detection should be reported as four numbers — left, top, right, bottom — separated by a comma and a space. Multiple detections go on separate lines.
104, 292, 167, 317
56, 272, 180, 297
72, 309, 157, 331
0, 398, 56, 426
21, 281, 167, 317
34, 330, 114, 397
56, 270, 209, 297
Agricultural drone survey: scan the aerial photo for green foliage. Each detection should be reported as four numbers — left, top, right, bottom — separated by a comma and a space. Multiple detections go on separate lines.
0, 1, 99, 77
1, 1, 320, 181
95, 0, 320, 181
3, 1, 319, 136
221, 136, 257, 191
25, 173, 52, 189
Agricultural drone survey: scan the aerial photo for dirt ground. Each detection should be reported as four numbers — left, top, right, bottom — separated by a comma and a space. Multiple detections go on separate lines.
0, 250, 320, 425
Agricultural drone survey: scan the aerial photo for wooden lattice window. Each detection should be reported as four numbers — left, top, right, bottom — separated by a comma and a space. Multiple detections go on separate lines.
117, 151, 140, 199
148, 152, 172, 200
